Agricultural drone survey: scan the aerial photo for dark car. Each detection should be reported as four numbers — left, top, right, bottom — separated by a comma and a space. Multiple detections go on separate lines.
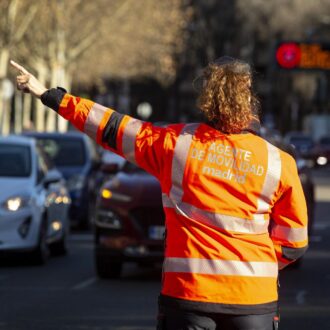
313, 136, 330, 167
284, 132, 315, 160
23, 132, 101, 228
268, 140, 315, 236
94, 161, 165, 278
296, 157, 315, 235
261, 129, 315, 236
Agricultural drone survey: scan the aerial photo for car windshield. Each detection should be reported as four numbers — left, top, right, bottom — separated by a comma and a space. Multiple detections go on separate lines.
36, 138, 86, 167
0, 144, 31, 177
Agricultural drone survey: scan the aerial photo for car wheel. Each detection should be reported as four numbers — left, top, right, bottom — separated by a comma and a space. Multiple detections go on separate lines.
30, 216, 49, 265
49, 233, 68, 256
95, 249, 122, 279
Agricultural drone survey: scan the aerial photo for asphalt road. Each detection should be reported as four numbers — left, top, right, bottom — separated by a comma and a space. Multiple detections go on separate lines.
0, 169, 330, 330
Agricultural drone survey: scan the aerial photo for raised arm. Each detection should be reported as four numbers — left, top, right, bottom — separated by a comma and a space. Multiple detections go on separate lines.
11, 61, 167, 179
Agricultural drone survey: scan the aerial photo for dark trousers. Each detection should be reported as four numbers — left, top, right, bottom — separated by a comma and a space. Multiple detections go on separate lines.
157, 306, 279, 330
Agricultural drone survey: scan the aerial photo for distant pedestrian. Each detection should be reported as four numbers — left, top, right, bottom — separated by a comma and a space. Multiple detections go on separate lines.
11, 57, 308, 330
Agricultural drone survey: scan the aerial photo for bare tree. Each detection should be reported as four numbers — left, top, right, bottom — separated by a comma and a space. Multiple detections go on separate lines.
11, 0, 189, 132
237, 0, 330, 41
0, 0, 38, 134
68, 0, 189, 88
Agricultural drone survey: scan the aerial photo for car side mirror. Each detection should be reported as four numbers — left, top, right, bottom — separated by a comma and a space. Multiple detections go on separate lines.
43, 169, 63, 188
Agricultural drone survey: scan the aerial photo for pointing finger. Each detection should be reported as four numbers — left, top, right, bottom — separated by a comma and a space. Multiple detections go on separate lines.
10, 60, 29, 74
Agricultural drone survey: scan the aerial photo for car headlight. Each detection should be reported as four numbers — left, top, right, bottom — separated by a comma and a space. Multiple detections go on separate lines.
100, 188, 132, 202
67, 175, 85, 191
2, 196, 30, 212
316, 156, 327, 166
101, 189, 112, 199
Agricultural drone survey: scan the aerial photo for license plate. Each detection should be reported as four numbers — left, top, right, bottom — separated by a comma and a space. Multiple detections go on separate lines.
148, 226, 165, 240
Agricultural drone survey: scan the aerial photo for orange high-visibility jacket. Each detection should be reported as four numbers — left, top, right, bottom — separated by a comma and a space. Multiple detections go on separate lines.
42, 89, 308, 314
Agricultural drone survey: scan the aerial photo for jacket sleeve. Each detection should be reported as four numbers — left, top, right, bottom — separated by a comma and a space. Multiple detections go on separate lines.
270, 154, 309, 269
41, 88, 167, 179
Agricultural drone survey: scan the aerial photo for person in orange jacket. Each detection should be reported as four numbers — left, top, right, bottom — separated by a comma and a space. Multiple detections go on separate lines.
11, 57, 308, 330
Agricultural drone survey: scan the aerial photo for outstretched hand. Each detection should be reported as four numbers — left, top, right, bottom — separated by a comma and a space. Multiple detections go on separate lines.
10, 60, 48, 98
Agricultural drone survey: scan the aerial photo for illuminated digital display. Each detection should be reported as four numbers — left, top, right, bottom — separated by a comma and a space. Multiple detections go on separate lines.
276, 42, 330, 70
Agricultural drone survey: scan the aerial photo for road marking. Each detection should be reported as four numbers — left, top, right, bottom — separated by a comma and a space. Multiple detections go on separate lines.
296, 290, 307, 305
72, 277, 97, 290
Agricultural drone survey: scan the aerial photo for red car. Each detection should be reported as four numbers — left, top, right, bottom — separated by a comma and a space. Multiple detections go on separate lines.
94, 161, 165, 278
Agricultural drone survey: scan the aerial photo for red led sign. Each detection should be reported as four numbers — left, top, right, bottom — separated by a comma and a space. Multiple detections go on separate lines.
276, 42, 330, 70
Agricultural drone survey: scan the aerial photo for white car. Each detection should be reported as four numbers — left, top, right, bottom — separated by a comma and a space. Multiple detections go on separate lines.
0, 136, 71, 264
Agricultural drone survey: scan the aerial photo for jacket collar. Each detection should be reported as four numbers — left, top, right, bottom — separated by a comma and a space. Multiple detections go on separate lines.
206, 117, 261, 136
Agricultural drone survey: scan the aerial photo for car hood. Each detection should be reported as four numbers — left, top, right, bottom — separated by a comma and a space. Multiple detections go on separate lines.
102, 171, 162, 207
0, 177, 33, 202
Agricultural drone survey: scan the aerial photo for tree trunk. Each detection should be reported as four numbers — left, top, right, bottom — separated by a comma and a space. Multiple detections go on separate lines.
57, 70, 72, 133
56, 29, 71, 133
14, 91, 23, 133
1, 100, 11, 135
23, 93, 33, 131
0, 48, 10, 135
35, 62, 47, 131
46, 64, 61, 132
0, 48, 9, 79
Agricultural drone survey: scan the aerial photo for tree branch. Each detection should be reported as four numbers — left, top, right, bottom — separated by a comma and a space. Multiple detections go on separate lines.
13, 3, 39, 44
67, 30, 100, 62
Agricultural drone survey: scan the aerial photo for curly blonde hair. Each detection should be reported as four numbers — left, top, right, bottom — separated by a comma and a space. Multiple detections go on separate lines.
197, 57, 260, 134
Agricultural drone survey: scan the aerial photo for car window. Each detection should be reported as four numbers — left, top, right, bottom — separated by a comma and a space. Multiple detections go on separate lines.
36, 138, 87, 167
0, 144, 31, 177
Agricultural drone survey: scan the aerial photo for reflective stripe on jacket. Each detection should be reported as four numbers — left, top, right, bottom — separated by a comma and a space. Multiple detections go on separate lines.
41, 90, 308, 313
